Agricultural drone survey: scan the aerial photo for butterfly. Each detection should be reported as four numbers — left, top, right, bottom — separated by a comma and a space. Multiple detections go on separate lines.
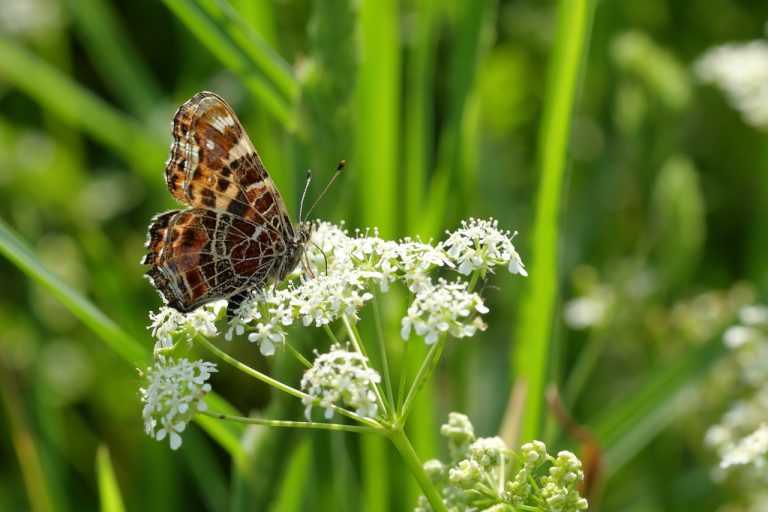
142, 91, 338, 317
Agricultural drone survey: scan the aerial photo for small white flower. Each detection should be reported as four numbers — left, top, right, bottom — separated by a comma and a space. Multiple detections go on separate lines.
564, 289, 613, 330
140, 357, 217, 450
520, 440, 548, 471
440, 412, 476, 458
300, 344, 381, 420
401, 279, 488, 344
440, 218, 527, 278
247, 320, 286, 356
695, 40, 768, 130
740, 304, 768, 326
448, 459, 483, 488
720, 424, 768, 469
723, 325, 761, 349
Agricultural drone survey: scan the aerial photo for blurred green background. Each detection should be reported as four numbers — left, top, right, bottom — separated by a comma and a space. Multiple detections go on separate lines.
2, 0, 768, 510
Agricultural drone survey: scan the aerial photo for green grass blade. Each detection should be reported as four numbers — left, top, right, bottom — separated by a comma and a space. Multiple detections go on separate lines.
425, 0, 492, 233
0, 369, 58, 512
181, 430, 231, 510
197, 394, 246, 465
362, 436, 389, 512
230, 0, 278, 46
512, 0, 595, 443
0, 217, 148, 364
266, 437, 311, 512
96, 446, 126, 512
161, 0, 296, 127
0, 38, 166, 178
403, 0, 438, 234
199, 0, 297, 99
355, 0, 400, 236
68, 0, 162, 118
593, 335, 726, 476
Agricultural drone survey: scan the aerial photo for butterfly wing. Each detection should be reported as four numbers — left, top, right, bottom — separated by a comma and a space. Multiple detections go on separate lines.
144, 92, 303, 312
165, 91, 296, 237
142, 208, 288, 312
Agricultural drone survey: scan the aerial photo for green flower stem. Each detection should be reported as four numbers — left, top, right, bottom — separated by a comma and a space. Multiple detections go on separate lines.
342, 314, 389, 416
195, 333, 304, 398
345, 314, 369, 359
371, 289, 396, 415
194, 334, 381, 428
201, 410, 383, 436
397, 340, 410, 411
322, 323, 339, 344
399, 336, 446, 424
467, 269, 481, 292
387, 427, 447, 512
285, 341, 312, 368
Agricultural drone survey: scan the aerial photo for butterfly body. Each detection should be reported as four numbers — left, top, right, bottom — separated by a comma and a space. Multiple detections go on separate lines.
142, 92, 309, 314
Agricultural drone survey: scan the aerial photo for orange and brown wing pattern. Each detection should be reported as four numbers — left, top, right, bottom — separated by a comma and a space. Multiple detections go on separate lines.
165, 91, 294, 235
142, 208, 287, 312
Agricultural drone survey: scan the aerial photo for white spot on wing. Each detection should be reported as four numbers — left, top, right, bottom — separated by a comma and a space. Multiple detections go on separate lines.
183, 141, 199, 194
251, 225, 264, 241
210, 115, 235, 133
228, 136, 254, 161
244, 179, 265, 192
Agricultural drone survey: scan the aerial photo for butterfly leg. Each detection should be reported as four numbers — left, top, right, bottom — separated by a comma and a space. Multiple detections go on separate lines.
226, 290, 251, 322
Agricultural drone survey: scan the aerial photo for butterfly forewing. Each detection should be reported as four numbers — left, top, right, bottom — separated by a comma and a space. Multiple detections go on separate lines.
143, 92, 309, 314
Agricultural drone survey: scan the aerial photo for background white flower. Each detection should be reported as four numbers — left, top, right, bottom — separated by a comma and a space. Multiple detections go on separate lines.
695, 40, 768, 130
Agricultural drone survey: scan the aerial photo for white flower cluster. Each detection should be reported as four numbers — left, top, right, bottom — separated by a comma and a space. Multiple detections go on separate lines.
148, 301, 223, 352
706, 305, 768, 477
140, 357, 217, 450
416, 414, 588, 512
695, 40, 768, 130
439, 218, 527, 278
401, 279, 489, 344
719, 424, 768, 469
300, 344, 382, 420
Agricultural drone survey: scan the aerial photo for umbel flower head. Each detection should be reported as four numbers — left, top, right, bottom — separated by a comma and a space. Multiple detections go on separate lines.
145, 218, 526, 352
301, 344, 382, 420
140, 357, 217, 450
401, 279, 489, 344
439, 217, 527, 278
416, 414, 588, 512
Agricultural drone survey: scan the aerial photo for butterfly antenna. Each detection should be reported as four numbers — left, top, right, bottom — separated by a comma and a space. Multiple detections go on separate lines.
298, 170, 313, 222
302, 160, 345, 222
